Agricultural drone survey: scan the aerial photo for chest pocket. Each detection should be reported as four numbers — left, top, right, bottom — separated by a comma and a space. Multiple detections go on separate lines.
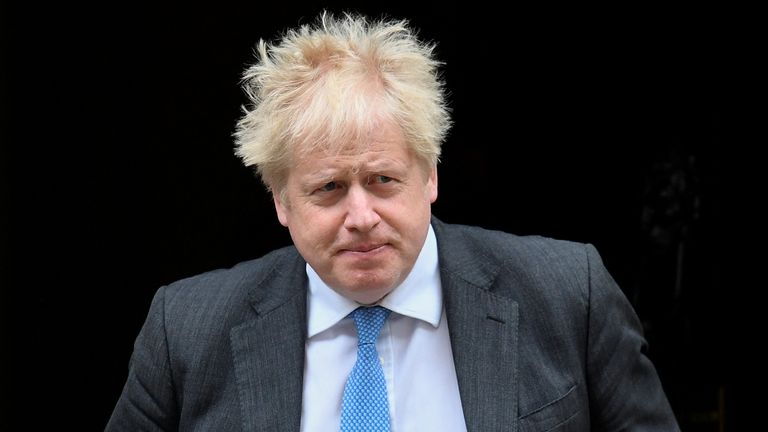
518, 383, 583, 432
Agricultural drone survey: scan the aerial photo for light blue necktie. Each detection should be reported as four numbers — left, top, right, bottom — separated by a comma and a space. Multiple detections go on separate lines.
340, 306, 391, 432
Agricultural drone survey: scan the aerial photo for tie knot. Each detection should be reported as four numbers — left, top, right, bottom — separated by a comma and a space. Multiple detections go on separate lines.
351, 306, 390, 344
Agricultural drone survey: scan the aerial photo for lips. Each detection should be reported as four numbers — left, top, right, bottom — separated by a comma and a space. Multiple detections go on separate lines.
339, 243, 387, 253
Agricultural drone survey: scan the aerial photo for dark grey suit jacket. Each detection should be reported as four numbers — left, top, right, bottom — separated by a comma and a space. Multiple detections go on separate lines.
106, 217, 679, 431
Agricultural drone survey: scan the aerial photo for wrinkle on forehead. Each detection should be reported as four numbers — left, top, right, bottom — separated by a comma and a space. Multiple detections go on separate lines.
290, 120, 419, 190
292, 116, 405, 166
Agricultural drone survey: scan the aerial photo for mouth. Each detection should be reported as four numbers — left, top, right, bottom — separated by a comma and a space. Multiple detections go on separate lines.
339, 243, 388, 254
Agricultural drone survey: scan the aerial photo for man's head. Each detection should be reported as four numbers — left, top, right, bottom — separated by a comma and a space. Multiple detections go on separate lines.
234, 12, 450, 303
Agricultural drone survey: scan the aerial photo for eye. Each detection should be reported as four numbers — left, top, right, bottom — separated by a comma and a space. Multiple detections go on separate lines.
370, 175, 393, 184
318, 181, 338, 192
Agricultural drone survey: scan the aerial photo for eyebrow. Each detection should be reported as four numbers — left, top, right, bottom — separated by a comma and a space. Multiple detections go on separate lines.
302, 169, 338, 185
301, 159, 406, 184
365, 158, 406, 173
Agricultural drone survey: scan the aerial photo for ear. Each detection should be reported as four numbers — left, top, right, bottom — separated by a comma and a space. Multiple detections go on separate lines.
427, 165, 438, 203
273, 193, 289, 227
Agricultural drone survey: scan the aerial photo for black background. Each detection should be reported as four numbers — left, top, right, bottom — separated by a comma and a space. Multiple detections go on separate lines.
2, 2, 760, 430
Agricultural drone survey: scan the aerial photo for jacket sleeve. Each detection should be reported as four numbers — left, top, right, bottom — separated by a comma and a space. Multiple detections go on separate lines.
584, 244, 680, 431
105, 286, 179, 431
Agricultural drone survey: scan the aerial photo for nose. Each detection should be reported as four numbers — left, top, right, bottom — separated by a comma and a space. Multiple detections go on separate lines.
343, 185, 381, 232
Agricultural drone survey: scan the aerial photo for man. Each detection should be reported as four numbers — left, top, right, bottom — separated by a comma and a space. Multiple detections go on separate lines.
107, 12, 680, 431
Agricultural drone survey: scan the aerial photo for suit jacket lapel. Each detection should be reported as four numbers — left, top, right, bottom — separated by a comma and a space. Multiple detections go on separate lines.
434, 218, 519, 432
230, 249, 307, 432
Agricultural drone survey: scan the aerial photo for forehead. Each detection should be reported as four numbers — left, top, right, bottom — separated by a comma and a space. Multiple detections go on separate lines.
292, 120, 410, 168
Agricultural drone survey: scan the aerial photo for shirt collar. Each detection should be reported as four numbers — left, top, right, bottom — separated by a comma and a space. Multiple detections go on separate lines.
306, 224, 442, 338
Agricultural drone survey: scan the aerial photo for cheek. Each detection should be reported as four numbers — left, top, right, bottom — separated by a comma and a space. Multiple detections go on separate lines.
293, 210, 340, 244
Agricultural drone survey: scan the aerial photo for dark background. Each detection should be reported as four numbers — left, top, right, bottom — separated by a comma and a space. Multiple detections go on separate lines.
2, 2, 760, 430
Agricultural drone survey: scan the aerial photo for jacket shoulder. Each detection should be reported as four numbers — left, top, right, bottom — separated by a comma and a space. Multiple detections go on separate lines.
434, 219, 592, 273
158, 245, 301, 321
432, 218, 604, 307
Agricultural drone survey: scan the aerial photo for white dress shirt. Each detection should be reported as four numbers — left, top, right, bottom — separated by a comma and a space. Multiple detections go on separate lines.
300, 225, 467, 431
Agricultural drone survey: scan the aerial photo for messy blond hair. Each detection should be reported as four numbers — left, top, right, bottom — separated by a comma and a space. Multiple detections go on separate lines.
234, 12, 451, 194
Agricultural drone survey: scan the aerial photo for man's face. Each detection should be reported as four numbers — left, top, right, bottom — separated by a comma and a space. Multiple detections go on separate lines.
274, 121, 438, 304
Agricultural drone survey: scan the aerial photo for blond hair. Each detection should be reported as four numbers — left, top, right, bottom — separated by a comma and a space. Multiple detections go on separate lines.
234, 12, 451, 193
